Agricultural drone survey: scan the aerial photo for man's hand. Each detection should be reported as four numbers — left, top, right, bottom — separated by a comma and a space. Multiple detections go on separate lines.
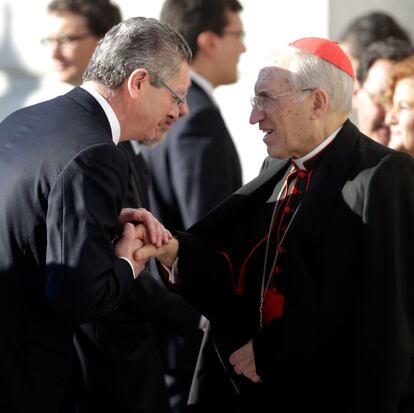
133, 224, 179, 268
114, 222, 146, 277
229, 340, 262, 383
118, 208, 172, 247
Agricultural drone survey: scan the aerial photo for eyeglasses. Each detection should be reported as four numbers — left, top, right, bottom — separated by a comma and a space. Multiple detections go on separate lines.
250, 88, 315, 111
160, 79, 186, 106
222, 30, 245, 41
40, 32, 92, 48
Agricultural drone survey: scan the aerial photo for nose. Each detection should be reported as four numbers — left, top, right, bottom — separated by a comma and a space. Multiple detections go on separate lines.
51, 43, 63, 60
241, 40, 247, 54
179, 101, 190, 118
249, 105, 264, 125
385, 107, 397, 126
168, 102, 184, 120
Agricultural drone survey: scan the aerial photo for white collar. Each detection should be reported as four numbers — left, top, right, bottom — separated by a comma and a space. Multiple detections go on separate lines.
129, 140, 141, 155
190, 70, 217, 105
293, 125, 342, 170
81, 83, 121, 145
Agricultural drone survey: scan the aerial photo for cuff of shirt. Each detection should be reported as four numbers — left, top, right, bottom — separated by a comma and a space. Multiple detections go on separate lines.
161, 258, 179, 283
119, 256, 136, 279
199, 315, 209, 330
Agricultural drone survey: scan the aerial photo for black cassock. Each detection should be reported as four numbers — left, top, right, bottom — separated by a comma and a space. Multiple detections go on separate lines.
168, 120, 414, 413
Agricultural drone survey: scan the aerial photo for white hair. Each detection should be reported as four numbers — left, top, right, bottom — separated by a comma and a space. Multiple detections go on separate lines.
266, 45, 354, 116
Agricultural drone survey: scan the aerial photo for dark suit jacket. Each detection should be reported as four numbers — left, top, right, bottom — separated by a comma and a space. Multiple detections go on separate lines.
171, 121, 414, 412
66, 144, 170, 413
141, 80, 243, 409
0, 88, 135, 412
68, 143, 205, 413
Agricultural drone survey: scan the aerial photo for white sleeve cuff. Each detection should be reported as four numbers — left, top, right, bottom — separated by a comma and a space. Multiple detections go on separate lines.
119, 256, 136, 279
161, 258, 179, 283
199, 315, 209, 330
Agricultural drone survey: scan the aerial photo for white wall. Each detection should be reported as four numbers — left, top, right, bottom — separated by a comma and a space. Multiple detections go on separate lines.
329, 0, 414, 41
0, 0, 330, 183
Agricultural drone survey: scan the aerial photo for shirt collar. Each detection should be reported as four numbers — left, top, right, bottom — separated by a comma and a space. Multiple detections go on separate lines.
129, 140, 141, 155
190, 70, 217, 105
293, 125, 342, 170
81, 83, 121, 145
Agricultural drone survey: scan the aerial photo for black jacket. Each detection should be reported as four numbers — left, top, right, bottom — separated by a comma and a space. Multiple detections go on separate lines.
0, 88, 135, 412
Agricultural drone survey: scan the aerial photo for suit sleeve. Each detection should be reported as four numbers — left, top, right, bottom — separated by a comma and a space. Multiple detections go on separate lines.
168, 107, 242, 228
45, 143, 135, 323
172, 231, 243, 327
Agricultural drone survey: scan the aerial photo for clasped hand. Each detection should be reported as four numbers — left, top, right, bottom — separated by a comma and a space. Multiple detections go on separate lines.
115, 209, 260, 382
113, 208, 174, 277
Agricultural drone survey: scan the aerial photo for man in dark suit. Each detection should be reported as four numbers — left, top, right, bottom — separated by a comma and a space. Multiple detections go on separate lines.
141, 1, 245, 410
144, 0, 244, 229
0, 17, 191, 413
42, 2, 191, 411
136, 37, 414, 412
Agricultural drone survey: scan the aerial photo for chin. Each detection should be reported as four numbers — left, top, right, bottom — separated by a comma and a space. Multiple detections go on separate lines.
140, 136, 164, 147
267, 147, 284, 159
372, 131, 390, 146
60, 75, 80, 87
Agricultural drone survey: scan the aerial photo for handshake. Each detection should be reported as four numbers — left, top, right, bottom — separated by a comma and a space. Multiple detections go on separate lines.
114, 208, 178, 278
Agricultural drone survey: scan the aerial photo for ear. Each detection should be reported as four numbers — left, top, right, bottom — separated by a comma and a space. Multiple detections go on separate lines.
351, 82, 361, 109
127, 68, 150, 98
311, 88, 329, 119
196, 31, 219, 58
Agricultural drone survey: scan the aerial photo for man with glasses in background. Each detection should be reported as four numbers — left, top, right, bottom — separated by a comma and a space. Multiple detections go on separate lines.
141, 1, 245, 411
42, 0, 121, 87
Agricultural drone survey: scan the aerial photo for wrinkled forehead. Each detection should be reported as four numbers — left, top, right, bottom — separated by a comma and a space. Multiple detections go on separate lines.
255, 66, 293, 93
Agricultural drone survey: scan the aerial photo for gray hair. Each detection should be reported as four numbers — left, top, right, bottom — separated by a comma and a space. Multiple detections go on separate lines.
271, 46, 354, 116
83, 16, 192, 89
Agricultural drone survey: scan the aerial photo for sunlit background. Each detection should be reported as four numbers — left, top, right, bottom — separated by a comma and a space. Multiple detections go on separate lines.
1, 0, 413, 182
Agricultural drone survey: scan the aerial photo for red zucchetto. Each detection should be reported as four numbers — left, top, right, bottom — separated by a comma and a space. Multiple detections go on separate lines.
289, 37, 355, 80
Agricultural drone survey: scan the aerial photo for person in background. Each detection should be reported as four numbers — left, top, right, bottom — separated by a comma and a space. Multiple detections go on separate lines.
385, 55, 414, 156
141, 1, 245, 411
42, 0, 121, 86
41, 2, 194, 412
0, 16, 183, 413
353, 38, 414, 145
135, 37, 414, 413
338, 11, 411, 77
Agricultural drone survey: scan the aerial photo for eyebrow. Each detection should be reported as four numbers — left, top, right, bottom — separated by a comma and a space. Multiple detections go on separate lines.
255, 89, 273, 97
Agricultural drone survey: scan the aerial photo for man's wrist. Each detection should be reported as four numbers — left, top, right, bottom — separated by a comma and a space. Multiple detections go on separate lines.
119, 256, 136, 279
158, 238, 179, 268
